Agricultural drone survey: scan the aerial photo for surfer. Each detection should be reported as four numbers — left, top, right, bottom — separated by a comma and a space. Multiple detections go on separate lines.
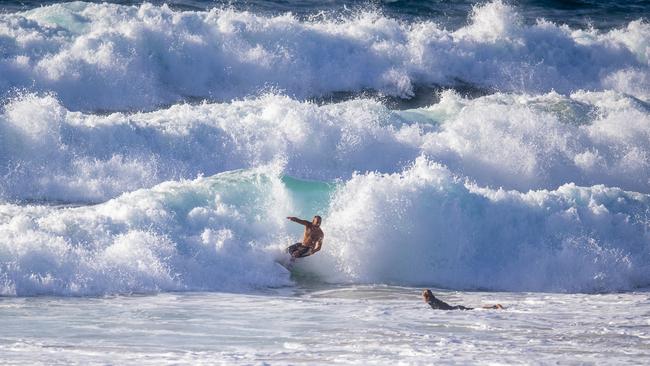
286, 215, 324, 259
422, 289, 504, 310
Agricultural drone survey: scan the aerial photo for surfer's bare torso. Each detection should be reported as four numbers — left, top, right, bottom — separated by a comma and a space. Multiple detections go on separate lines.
287, 216, 324, 258
301, 223, 323, 248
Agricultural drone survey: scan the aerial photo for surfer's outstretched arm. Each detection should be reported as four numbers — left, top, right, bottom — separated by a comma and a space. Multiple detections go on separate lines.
287, 216, 311, 226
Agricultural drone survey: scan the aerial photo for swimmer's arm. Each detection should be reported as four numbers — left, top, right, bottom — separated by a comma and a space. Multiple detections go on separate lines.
286, 216, 311, 226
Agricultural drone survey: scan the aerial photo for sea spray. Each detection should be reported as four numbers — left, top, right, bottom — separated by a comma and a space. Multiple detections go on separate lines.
316, 157, 650, 292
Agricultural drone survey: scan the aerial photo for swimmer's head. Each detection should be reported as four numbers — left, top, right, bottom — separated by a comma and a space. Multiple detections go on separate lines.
422, 289, 434, 302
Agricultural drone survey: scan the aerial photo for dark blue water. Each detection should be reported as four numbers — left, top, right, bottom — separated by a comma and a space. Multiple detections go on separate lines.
2, 0, 648, 30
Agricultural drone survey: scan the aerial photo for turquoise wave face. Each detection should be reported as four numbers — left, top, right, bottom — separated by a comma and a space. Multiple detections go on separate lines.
280, 175, 337, 218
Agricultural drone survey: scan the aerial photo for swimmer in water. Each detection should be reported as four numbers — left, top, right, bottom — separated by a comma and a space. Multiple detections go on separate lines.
422, 289, 504, 310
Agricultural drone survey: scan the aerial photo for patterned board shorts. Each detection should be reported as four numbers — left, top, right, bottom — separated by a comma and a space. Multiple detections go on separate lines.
286, 243, 312, 258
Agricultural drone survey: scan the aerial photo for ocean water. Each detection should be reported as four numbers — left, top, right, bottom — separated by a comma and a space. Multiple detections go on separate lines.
1, 287, 649, 365
1, 0, 649, 364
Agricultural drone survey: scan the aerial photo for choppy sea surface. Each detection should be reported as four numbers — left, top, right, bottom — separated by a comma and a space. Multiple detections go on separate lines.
1, 0, 649, 364
2, 286, 649, 365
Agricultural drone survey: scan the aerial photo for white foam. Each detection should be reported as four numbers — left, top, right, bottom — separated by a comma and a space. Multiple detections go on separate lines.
2, 89, 648, 202
0, 168, 296, 296
315, 157, 650, 292
0, 1, 647, 111
412, 90, 650, 193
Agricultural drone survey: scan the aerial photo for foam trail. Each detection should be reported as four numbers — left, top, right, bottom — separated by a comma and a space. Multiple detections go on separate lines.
0, 1, 647, 111
313, 157, 650, 293
2, 90, 648, 202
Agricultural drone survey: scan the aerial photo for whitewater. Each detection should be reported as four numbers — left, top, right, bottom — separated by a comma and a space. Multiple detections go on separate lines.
1, 0, 649, 364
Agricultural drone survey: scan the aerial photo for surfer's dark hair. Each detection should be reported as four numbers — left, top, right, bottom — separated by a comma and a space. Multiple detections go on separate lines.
313, 215, 322, 223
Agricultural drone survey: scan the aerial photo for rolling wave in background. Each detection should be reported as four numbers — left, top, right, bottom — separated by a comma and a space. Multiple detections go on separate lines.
0, 0, 649, 296
2, 91, 648, 201
0, 1, 647, 111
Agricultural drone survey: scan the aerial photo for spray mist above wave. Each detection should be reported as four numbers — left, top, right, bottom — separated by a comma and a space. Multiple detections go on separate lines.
1, 90, 648, 202
0, 1, 647, 111
315, 157, 650, 293
0, 163, 648, 296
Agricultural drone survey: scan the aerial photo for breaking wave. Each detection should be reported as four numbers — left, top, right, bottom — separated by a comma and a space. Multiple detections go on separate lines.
1, 165, 648, 296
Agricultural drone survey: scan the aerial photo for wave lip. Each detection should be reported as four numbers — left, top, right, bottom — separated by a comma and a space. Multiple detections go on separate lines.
0, 1, 648, 111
